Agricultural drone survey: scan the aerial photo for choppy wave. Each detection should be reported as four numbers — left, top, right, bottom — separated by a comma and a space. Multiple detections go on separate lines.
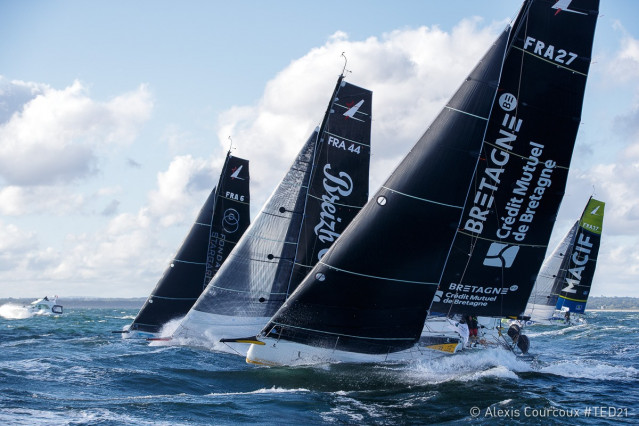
1, 308, 637, 424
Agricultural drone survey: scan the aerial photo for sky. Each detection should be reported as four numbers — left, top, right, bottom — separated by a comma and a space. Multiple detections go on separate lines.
1, 1, 638, 298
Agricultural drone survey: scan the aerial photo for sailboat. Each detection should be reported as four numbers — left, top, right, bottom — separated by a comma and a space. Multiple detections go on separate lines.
245, 0, 600, 366
171, 74, 372, 353
523, 197, 604, 325
125, 152, 250, 337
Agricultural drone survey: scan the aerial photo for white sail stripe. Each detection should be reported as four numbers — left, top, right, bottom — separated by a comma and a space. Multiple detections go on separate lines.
172, 259, 206, 265
194, 222, 212, 227
217, 194, 250, 205
271, 322, 414, 341
210, 285, 287, 296
482, 140, 570, 170
307, 193, 365, 209
324, 131, 370, 147
245, 232, 298, 245
319, 261, 438, 285
381, 186, 464, 209
149, 295, 198, 300
456, 229, 548, 248
334, 102, 370, 117
444, 106, 489, 121
513, 45, 588, 77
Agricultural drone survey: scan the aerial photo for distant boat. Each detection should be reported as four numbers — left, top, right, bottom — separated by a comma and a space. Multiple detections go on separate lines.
126, 151, 250, 337
27, 296, 63, 315
524, 197, 605, 325
245, 0, 600, 366
173, 74, 372, 353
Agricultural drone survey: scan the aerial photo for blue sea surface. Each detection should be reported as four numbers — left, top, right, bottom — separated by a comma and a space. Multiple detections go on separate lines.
0, 303, 637, 425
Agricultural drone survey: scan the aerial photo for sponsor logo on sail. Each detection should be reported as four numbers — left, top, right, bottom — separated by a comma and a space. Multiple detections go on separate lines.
222, 208, 240, 233
551, 0, 586, 15
230, 165, 244, 180
561, 232, 593, 294
343, 100, 364, 119
483, 242, 520, 268
437, 283, 520, 308
591, 205, 600, 215
313, 164, 353, 260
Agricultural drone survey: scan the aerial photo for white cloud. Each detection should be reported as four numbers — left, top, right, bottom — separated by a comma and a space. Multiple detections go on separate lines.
146, 154, 219, 227
2, 18, 639, 298
218, 19, 503, 207
0, 78, 152, 186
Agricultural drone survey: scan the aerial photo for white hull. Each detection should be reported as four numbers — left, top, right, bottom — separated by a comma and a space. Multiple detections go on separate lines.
246, 336, 462, 366
172, 309, 270, 356
27, 297, 63, 315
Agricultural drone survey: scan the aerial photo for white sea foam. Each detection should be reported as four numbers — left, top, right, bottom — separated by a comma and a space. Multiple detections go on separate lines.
404, 348, 530, 384
204, 387, 310, 397
0, 303, 43, 319
539, 359, 639, 381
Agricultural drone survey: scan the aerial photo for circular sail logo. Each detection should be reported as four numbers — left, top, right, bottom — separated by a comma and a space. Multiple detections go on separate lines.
222, 208, 240, 233
498, 93, 517, 111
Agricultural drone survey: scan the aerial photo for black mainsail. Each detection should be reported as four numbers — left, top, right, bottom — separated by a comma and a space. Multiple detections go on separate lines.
128, 152, 250, 334
254, 0, 599, 358
173, 76, 372, 340
429, 0, 599, 319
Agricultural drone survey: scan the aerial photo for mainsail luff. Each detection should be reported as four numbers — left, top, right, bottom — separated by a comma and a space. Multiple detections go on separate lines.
261, 27, 511, 355
129, 153, 250, 333
429, 0, 600, 318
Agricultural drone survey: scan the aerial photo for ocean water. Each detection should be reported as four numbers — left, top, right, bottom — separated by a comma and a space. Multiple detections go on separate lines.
0, 304, 637, 425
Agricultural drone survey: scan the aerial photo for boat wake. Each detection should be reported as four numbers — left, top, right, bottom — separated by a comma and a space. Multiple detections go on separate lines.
398, 348, 529, 385
0, 303, 48, 319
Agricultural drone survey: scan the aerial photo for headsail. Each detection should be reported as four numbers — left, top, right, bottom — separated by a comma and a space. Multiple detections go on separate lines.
429, 0, 600, 319
254, 0, 600, 359
129, 153, 250, 334
173, 76, 372, 340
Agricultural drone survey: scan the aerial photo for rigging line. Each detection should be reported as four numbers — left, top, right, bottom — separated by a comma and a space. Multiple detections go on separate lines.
482, 140, 570, 170
172, 259, 206, 265
306, 193, 365, 209
148, 295, 198, 300
210, 284, 287, 296
456, 229, 548, 248
324, 131, 370, 146
333, 103, 370, 117
512, 45, 588, 77
217, 194, 250, 205
444, 106, 489, 121
381, 186, 463, 209
272, 322, 415, 342
194, 221, 212, 227
319, 261, 438, 285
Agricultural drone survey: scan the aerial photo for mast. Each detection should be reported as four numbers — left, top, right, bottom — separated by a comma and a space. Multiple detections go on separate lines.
259, 0, 600, 355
